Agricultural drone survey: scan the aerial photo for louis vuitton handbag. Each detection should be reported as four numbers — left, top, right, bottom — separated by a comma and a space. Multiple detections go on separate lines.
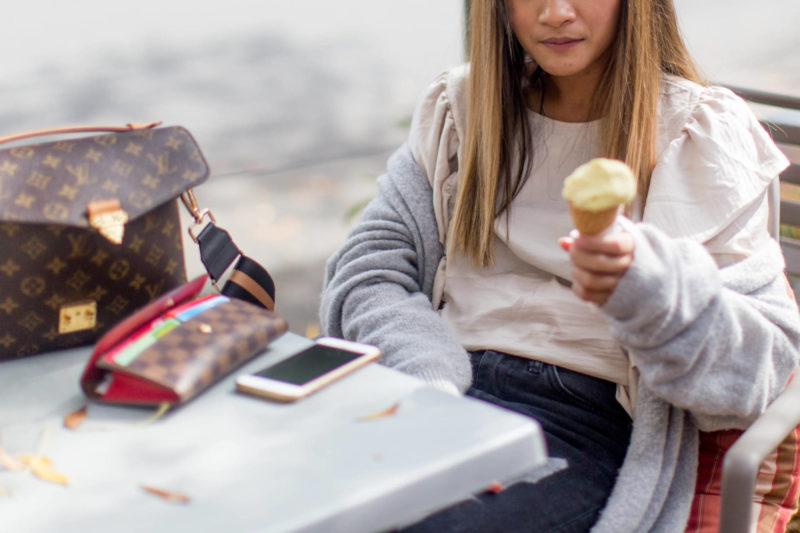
0, 122, 277, 360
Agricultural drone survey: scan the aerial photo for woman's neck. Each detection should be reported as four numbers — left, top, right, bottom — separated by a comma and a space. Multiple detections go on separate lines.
530, 73, 604, 123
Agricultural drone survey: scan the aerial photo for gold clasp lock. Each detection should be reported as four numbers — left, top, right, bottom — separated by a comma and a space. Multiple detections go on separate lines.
58, 300, 97, 334
88, 199, 128, 245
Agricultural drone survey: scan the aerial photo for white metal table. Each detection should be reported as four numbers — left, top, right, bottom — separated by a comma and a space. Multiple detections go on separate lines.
0, 332, 546, 532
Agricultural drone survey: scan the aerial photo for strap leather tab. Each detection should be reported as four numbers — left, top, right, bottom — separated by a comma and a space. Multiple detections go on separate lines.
184, 192, 278, 313
196, 224, 240, 281
195, 223, 277, 311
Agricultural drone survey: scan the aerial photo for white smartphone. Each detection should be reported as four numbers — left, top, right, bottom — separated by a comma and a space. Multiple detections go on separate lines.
235, 337, 381, 402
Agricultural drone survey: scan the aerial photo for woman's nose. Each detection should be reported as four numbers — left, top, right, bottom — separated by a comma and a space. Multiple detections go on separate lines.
538, 0, 577, 27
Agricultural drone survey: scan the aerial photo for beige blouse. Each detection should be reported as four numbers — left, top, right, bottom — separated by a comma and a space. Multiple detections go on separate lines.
408, 64, 788, 392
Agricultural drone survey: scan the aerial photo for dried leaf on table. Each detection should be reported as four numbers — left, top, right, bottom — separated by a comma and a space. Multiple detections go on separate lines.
0, 444, 24, 471
486, 481, 504, 494
139, 403, 171, 425
20, 455, 69, 485
357, 402, 400, 422
304, 323, 320, 339
63, 405, 88, 430
141, 484, 191, 503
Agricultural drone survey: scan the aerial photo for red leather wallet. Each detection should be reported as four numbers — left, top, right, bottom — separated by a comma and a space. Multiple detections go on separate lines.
80, 275, 288, 406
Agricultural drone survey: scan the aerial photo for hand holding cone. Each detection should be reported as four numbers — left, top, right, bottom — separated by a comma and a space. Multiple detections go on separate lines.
561, 158, 636, 235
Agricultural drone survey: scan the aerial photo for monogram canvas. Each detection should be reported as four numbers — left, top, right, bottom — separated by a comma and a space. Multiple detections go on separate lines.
125, 299, 288, 402
0, 126, 209, 359
0, 203, 185, 357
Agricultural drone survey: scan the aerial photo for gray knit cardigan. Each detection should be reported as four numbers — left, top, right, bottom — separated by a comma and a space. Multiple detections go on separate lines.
320, 145, 800, 532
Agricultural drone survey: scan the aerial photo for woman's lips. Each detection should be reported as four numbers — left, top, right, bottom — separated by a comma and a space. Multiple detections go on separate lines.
542, 37, 582, 50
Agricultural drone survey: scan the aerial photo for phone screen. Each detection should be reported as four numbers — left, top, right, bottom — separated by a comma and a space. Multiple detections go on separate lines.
255, 344, 365, 385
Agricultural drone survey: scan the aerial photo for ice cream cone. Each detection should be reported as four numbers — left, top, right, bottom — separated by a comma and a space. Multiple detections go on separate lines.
568, 203, 619, 236
562, 158, 636, 235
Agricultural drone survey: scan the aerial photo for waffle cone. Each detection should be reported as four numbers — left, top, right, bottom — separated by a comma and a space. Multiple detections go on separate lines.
568, 204, 619, 235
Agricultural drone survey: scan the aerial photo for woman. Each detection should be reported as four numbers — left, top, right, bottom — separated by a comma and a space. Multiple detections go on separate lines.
321, 0, 800, 530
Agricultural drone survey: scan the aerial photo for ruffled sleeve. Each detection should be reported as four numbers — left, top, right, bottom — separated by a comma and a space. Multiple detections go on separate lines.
407, 65, 469, 245
644, 80, 789, 248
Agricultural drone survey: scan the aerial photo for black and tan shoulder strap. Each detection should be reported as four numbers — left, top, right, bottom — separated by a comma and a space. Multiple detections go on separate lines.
180, 190, 276, 311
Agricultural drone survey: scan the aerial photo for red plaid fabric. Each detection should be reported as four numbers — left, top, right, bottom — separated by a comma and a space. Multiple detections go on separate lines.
684, 425, 800, 533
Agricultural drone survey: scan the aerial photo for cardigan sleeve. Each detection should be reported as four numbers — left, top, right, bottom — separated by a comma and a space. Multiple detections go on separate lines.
602, 80, 800, 430
602, 218, 800, 431
320, 146, 472, 395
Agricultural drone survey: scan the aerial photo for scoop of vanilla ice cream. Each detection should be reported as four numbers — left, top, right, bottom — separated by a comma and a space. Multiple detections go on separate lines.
561, 158, 636, 211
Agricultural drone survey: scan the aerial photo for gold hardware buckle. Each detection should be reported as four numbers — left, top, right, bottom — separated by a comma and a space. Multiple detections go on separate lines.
180, 190, 216, 243
187, 209, 217, 243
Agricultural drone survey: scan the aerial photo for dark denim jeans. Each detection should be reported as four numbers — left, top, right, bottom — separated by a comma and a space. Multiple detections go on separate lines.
402, 350, 633, 533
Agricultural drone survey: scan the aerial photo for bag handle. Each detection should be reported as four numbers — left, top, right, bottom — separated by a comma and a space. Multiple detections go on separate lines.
0, 121, 162, 145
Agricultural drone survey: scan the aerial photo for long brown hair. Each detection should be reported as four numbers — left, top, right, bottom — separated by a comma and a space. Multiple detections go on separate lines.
451, 0, 703, 266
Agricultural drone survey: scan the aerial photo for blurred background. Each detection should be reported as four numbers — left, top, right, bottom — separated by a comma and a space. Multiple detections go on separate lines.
2, 0, 798, 335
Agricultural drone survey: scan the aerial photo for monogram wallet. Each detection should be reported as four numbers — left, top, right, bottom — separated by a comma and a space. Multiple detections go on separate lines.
80, 275, 288, 406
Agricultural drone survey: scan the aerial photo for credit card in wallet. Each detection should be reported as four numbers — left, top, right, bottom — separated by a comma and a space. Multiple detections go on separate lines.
101, 321, 156, 367
112, 318, 181, 367
106, 295, 230, 367
167, 295, 229, 322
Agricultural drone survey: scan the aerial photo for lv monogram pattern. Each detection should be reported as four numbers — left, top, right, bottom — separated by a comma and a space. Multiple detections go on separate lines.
0, 127, 207, 226
0, 127, 209, 359
127, 299, 288, 401
0, 203, 186, 358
